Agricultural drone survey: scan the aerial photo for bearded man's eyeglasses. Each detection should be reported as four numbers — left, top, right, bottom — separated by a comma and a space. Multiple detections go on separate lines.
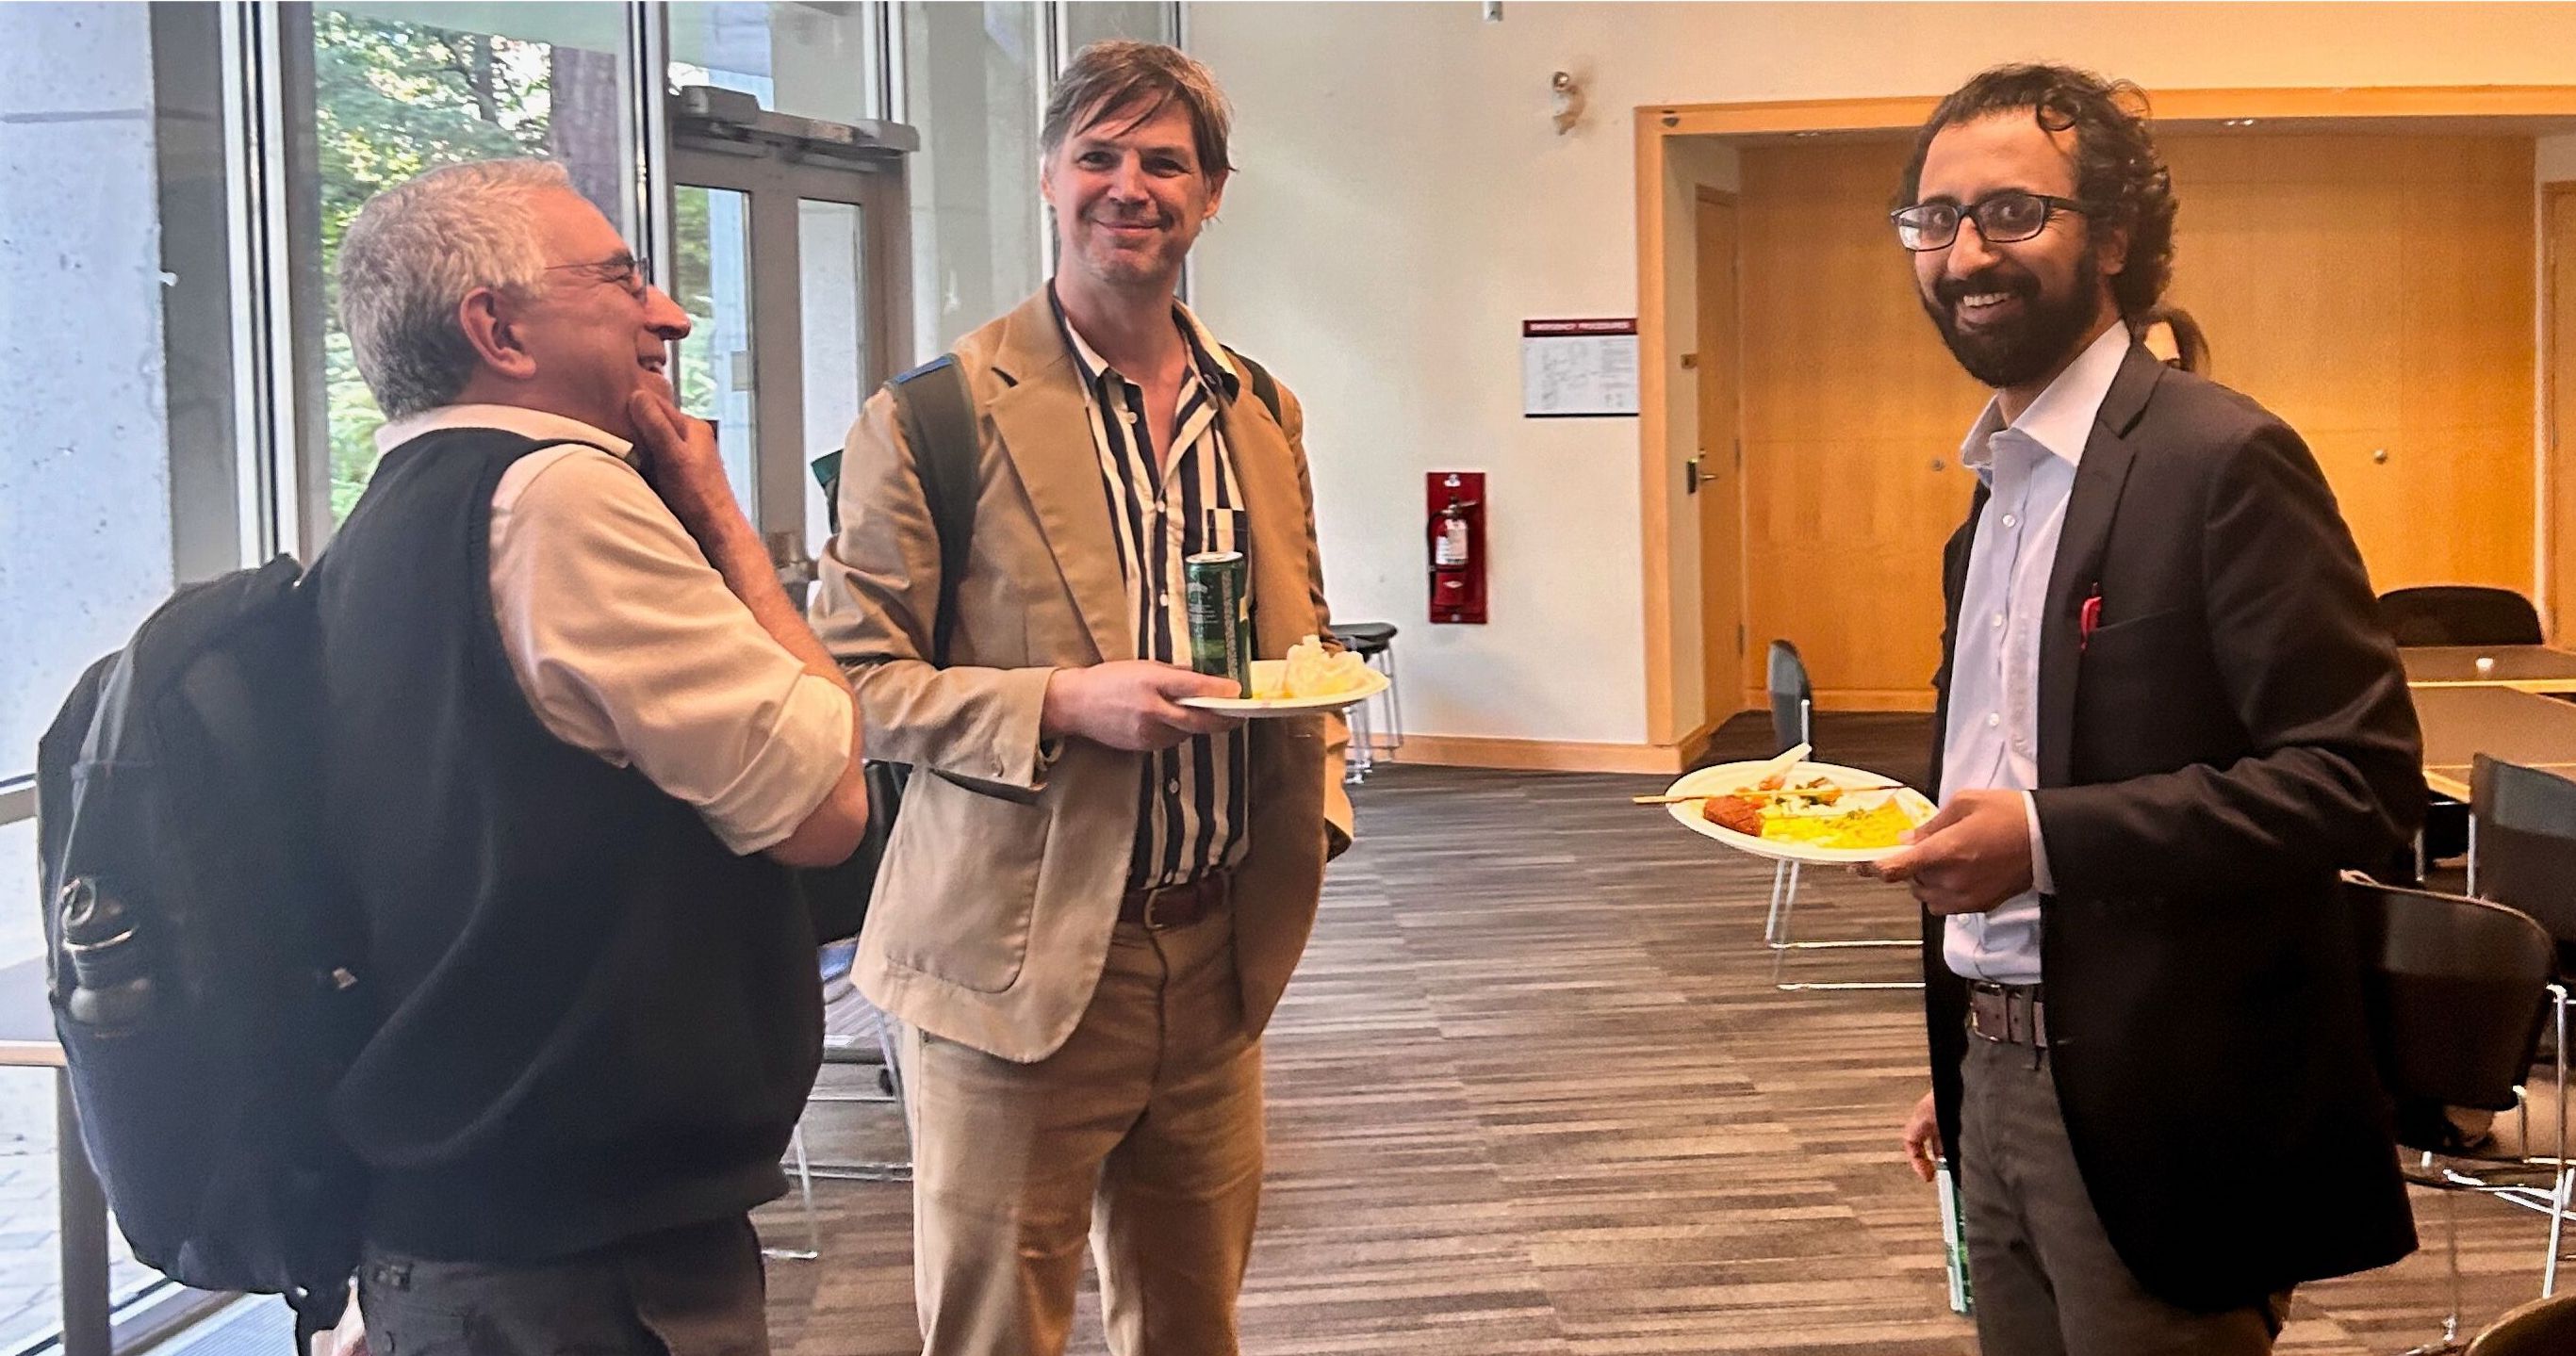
1890, 192, 2092, 253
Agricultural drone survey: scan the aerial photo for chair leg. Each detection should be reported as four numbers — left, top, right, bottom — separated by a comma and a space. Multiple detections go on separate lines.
1345, 691, 1373, 783
763, 1125, 822, 1262
2551, 987, 2572, 1299
2402, 1159, 2466, 1356
1764, 858, 1791, 947
1383, 646, 1404, 751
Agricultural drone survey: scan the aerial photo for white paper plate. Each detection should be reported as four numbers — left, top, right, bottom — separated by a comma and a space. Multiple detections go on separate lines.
1664, 759, 1936, 865
1176, 660, 1389, 716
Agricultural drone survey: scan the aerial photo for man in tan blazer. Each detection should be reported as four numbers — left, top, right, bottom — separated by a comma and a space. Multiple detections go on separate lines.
810, 41, 1351, 1356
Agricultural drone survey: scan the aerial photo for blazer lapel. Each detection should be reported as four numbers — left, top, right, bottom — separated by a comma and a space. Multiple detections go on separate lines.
2035, 346, 2161, 789
1220, 375, 1314, 656
986, 295, 1134, 663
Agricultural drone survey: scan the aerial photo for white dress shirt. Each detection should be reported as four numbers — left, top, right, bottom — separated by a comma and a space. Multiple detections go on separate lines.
370, 404, 852, 856
1940, 324, 2131, 984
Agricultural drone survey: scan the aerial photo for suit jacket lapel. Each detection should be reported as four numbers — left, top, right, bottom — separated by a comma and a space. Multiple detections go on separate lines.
2035, 346, 2161, 789
1219, 373, 1313, 656
986, 294, 1134, 663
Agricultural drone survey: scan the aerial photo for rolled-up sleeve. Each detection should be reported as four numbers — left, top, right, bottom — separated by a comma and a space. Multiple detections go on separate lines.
490, 448, 855, 855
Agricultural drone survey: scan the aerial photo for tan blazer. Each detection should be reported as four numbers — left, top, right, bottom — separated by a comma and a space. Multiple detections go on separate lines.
812, 290, 1354, 1063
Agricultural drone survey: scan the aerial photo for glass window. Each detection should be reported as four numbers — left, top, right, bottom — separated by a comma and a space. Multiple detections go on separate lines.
672, 186, 762, 504
798, 198, 871, 555
1059, 2, 1175, 57
900, 1, 1043, 359
303, 2, 640, 530
668, 2, 888, 126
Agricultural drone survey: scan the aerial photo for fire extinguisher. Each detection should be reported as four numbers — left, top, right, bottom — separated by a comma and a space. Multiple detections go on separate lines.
1433, 495, 1473, 575
1426, 471, 1487, 624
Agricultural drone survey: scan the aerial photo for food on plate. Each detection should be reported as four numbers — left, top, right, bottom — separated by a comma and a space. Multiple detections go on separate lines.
1698, 774, 1921, 851
1255, 634, 1374, 700
1700, 794, 1764, 836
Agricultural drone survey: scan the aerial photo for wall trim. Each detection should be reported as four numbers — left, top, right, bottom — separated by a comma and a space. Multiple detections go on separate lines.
1635, 82, 2576, 749
1390, 734, 1688, 776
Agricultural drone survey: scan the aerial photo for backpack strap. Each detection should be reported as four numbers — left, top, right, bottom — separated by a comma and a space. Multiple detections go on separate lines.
1222, 345, 1284, 429
887, 354, 978, 667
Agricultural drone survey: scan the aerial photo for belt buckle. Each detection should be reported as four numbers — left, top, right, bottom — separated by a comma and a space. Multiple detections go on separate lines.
1970, 982, 2037, 1046
1138, 881, 1183, 931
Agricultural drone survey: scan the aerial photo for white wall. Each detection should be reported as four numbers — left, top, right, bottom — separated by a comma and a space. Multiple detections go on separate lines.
1188, 1, 2576, 748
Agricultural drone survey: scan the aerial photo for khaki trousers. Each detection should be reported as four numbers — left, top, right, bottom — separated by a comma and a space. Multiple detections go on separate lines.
902, 911, 1264, 1356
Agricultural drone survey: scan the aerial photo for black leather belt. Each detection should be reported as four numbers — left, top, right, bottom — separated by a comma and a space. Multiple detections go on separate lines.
1966, 980, 2049, 1048
1118, 871, 1232, 931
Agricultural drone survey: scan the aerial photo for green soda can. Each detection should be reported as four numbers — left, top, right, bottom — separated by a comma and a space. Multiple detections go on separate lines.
1185, 550, 1253, 693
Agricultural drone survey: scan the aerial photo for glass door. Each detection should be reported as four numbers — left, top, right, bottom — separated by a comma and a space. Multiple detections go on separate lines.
668, 101, 911, 585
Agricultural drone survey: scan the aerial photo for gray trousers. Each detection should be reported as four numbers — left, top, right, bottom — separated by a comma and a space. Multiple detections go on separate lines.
357, 1216, 769, 1356
1959, 1037, 2289, 1356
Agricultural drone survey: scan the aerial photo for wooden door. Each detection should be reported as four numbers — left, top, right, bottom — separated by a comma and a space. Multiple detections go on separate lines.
2550, 183, 2576, 641
1694, 190, 1748, 721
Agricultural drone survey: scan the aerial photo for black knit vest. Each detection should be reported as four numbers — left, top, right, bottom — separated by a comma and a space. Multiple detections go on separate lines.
307, 426, 821, 1262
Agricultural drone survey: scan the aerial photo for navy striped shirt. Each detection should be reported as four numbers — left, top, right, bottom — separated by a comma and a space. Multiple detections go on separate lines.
1053, 287, 1253, 889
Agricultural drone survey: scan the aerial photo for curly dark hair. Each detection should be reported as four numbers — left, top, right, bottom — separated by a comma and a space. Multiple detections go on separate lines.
1895, 63, 2177, 319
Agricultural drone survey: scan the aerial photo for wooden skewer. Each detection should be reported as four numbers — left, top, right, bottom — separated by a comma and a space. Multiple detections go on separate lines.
1633, 783, 1907, 805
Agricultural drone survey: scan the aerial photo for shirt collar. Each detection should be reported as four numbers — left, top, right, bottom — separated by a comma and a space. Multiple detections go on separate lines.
1958, 321, 2133, 475
372, 403, 634, 463
1046, 280, 1239, 400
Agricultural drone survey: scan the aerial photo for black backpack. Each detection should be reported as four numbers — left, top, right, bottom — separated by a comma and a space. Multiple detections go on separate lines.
35, 556, 369, 1339
798, 349, 1283, 942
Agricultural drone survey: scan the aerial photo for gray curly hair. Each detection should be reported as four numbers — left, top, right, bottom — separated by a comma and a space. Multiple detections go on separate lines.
337, 159, 571, 417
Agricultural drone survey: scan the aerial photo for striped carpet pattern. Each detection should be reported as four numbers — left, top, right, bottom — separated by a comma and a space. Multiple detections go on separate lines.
763, 719, 2565, 1354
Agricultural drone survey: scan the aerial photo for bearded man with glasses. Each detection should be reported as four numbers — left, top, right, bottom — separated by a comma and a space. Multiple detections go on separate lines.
1863, 65, 2421, 1354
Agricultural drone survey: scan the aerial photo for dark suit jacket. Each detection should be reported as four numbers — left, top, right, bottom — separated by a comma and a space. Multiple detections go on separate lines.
1922, 343, 2423, 1312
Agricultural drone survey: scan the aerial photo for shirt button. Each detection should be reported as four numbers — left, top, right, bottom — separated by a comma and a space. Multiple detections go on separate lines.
1167, 778, 1182, 794
1991, 612, 2005, 629
2002, 513, 2019, 528
1158, 591, 1170, 607
1987, 712, 2002, 727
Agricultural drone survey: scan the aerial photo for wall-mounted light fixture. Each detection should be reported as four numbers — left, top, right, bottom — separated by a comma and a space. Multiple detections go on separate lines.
1551, 70, 1585, 134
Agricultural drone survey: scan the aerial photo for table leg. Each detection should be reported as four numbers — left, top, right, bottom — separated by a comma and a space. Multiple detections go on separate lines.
56, 1070, 110, 1356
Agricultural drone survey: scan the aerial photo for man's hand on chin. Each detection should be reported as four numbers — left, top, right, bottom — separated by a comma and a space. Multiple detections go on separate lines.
1861, 789, 2035, 916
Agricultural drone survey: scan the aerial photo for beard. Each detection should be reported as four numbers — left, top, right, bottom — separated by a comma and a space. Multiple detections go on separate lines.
1920, 245, 2106, 390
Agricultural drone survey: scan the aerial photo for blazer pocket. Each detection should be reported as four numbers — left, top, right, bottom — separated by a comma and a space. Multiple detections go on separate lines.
2082, 606, 2194, 651
876, 773, 1050, 993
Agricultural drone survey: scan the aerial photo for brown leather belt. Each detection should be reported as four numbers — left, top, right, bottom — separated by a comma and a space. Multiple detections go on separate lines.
1966, 980, 2049, 1048
1118, 871, 1232, 931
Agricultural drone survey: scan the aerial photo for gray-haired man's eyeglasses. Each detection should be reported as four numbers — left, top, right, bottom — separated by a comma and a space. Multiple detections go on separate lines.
544, 252, 650, 294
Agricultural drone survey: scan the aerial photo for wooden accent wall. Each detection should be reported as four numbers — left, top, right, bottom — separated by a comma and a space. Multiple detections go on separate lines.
1737, 141, 1984, 711
1731, 133, 2538, 711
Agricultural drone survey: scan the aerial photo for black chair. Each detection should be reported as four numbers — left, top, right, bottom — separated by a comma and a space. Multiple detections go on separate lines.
2472, 756, 2576, 977
1760, 641, 1917, 990
2379, 586, 2545, 648
774, 944, 911, 1261
2468, 1289, 2576, 1355
1767, 638, 1813, 754
2351, 874, 2569, 1353
1332, 621, 1402, 782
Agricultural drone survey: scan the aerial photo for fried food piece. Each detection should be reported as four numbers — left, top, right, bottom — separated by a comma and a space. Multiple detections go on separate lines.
1700, 794, 1764, 836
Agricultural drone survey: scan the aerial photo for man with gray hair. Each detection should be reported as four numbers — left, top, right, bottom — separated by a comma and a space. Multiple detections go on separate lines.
307, 157, 870, 1354
812, 40, 1349, 1356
